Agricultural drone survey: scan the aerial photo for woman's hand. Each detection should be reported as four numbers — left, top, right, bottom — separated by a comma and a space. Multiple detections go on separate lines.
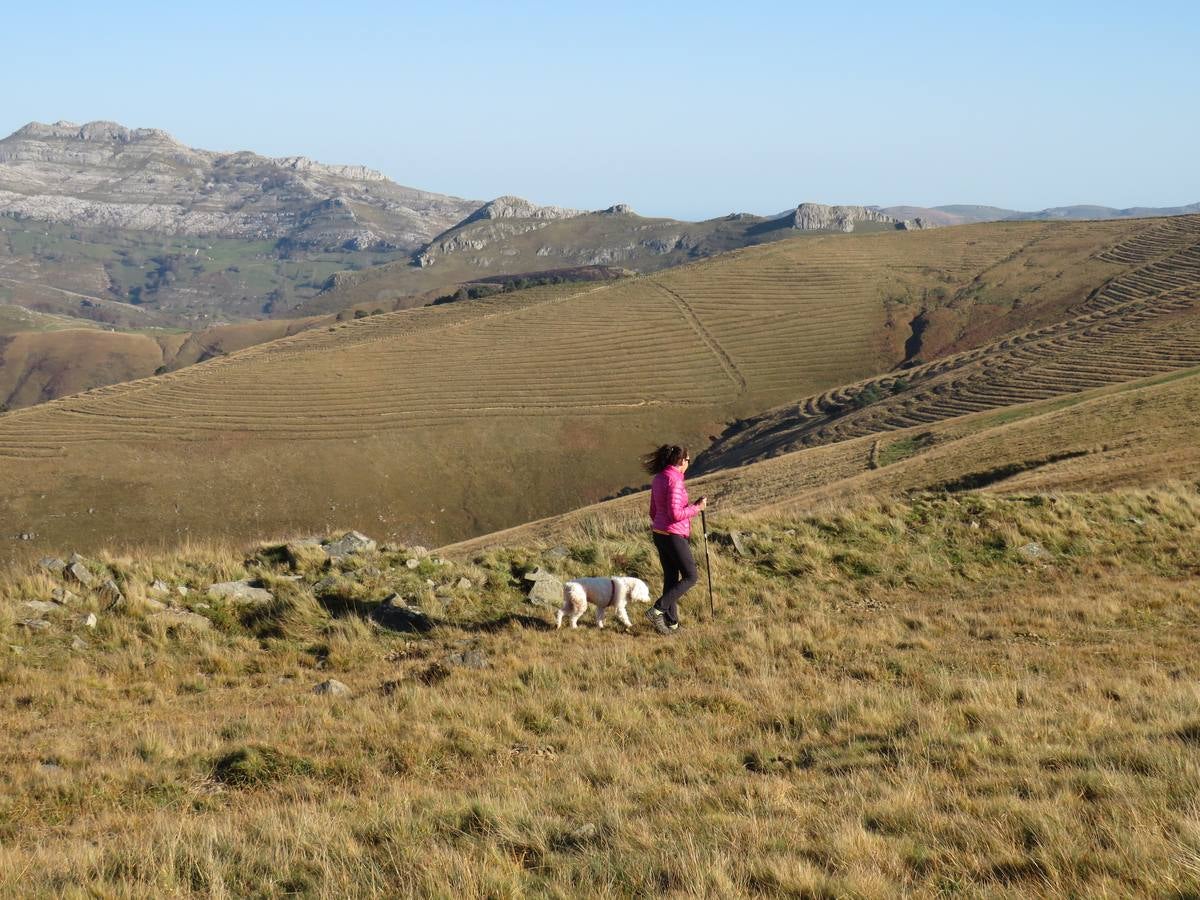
697, 497, 708, 511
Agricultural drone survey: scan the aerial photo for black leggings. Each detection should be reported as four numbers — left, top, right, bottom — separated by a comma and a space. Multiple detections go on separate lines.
652, 532, 698, 626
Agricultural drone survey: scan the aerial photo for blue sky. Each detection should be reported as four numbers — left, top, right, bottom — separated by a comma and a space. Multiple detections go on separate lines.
6, 1, 1198, 219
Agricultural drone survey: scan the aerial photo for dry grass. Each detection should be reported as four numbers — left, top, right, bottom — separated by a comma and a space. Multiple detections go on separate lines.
1, 487, 1198, 896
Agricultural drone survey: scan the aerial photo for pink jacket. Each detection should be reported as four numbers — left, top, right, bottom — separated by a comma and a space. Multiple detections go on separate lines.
649, 465, 701, 537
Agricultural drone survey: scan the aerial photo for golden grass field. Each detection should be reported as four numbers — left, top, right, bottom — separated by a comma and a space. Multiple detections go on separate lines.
5, 216, 1199, 563
1, 475, 1198, 896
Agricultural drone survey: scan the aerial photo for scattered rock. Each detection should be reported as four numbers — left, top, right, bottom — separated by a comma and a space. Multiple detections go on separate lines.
524, 566, 557, 583
142, 597, 167, 612
425, 579, 436, 588
455, 577, 473, 590
66, 562, 95, 589
370, 594, 433, 633
17, 619, 50, 631
177, 585, 190, 598
149, 609, 211, 632
545, 546, 569, 559
37, 557, 66, 575
526, 571, 564, 607
446, 649, 490, 670
50, 588, 77, 604
149, 579, 171, 595
729, 530, 751, 557
405, 558, 421, 569
313, 678, 351, 696
82, 612, 98, 629
22, 600, 59, 615
570, 823, 598, 842
1127, 516, 1145, 527
1017, 542, 1049, 561
68, 553, 87, 565
99, 579, 125, 608
207, 580, 274, 604
70, 636, 88, 652
18, 533, 34, 541
324, 531, 377, 559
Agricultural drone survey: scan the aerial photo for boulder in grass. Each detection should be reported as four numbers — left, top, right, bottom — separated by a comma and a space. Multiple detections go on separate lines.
18, 619, 50, 632
99, 579, 125, 608
149, 580, 171, 596
324, 531, 377, 559
66, 562, 95, 589
22, 600, 58, 615
313, 678, 351, 697
526, 572, 563, 608
207, 580, 274, 604
50, 588, 78, 605
82, 613, 98, 629
38, 557, 66, 575
149, 609, 211, 632
1017, 542, 1049, 561
370, 594, 433, 633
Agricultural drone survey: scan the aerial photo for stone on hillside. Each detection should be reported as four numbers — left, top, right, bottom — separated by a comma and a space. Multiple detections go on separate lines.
312, 575, 341, 595
545, 546, 569, 559
71, 636, 89, 652
456, 577, 473, 590
527, 576, 564, 608
68, 553, 87, 565
523, 566, 557, 583
66, 562, 95, 589
38, 557, 66, 575
99, 579, 125, 608
142, 597, 167, 612
18, 619, 50, 631
729, 530, 751, 557
177, 585, 190, 598
207, 580, 274, 604
1017, 542, 1049, 561
22, 600, 59, 615
370, 594, 433, 633
313, 678, 351, 696
446, 649, 490, 670
324, 531, 377, 559
149, 609, 211, 632
405, 557, 421, 569
50, 588, 78, 604
149, 579, 171, 595
82, 612, 98, 629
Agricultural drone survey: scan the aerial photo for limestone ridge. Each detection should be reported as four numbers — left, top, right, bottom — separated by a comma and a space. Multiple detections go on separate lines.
787, 202, 931, 232
414, 195, 587, 267
0, 120, 479, 251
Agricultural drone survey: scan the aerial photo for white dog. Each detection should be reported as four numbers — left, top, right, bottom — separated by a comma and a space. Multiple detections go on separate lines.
556, 576, 652, 629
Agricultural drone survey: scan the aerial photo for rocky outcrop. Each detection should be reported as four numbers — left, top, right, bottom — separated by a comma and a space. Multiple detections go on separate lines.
0, 120, 479, 252
789, 203, 895, 232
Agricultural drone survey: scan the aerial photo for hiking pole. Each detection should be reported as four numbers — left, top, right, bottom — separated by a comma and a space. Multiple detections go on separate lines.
700, 508, 715, 619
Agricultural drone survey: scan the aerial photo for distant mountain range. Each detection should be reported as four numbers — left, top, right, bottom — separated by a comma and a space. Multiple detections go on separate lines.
880, 202, 1200, 227
0, 119, 1196, 329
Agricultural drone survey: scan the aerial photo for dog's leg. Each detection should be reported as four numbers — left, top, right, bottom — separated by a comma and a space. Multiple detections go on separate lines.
596, 604, 606, 629
617, 598, 632, 629
555, 607, 564, 629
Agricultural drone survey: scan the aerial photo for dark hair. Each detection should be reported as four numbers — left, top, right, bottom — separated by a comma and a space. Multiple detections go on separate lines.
641, 444, 689, 475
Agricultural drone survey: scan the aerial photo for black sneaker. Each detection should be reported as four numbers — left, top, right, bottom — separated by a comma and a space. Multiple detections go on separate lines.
645, 607, 672, 635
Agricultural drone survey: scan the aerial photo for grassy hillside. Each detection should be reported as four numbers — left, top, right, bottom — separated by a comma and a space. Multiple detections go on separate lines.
1, 482, 1197, 895
0, 217, 1194, 562
696, 214, 1200, 470
0, 316, 332, 410
443, 364, 1200, 555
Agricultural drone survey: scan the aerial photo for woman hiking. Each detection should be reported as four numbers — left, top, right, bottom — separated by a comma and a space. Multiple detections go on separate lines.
642, 444, 706, 635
